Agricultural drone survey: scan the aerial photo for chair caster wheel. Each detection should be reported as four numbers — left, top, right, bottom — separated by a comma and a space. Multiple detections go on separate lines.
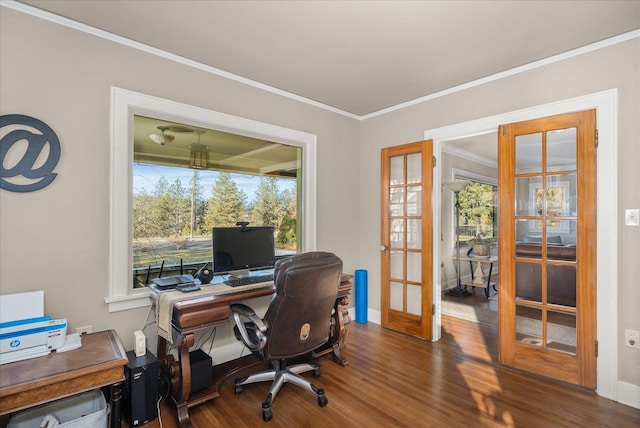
318, 395, 328, 407
235, 385, 243, 394
314, 368, 322, 378
262, 408, 273, 421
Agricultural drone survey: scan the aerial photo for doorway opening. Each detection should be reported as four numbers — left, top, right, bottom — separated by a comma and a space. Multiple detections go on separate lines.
440, 133, 499, 350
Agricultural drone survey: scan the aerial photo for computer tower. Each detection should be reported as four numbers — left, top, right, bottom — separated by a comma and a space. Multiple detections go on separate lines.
123, 350, 158, 426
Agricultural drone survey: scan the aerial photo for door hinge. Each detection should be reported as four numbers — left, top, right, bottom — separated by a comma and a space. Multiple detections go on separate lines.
595, 129, 599, 148
432, 303, 436, 315
432, 156, 437, 167
501, 125, 507, 137
595, 340, 599, 357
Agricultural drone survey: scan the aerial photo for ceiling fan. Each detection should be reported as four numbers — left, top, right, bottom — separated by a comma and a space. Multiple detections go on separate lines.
149, 125, 194, 145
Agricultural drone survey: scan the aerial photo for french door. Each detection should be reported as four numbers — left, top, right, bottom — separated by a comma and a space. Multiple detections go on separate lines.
380, 140, 433, 339
498, 110, 596, 388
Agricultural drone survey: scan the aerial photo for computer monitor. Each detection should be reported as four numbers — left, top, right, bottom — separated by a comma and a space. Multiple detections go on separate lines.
212, 226, 275, 274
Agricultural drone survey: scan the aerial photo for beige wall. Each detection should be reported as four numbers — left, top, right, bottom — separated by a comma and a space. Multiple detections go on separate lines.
359, 38, 639, 388
0, 9, 360, 349
1, 7, 638, 394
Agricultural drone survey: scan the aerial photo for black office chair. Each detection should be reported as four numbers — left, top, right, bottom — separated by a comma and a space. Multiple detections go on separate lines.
230, 251, 343, 421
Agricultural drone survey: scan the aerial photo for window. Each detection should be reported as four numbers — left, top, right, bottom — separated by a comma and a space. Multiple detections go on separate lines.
108, 87, 316, 311
452, 169, 497, 243
132, 115, 300, 288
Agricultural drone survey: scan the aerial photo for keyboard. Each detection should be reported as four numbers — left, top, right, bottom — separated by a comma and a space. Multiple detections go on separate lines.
152, 275, 196, 289
223, 274, 274, 287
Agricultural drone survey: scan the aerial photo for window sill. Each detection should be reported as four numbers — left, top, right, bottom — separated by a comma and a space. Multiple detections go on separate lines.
105, 289, 152, 313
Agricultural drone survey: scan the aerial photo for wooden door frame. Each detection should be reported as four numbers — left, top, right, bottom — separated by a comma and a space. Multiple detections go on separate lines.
424, 90, 618, 401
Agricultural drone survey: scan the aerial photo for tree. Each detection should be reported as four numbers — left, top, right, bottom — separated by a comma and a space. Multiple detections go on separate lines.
204, 172, 248, 228
458, 182, 496, 237
251, 177, 284, 227
132, 189, 154, 239
184, 170, 207, 238
277, 212, 296, 244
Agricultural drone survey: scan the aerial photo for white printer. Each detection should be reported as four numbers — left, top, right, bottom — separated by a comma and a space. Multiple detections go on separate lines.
0, 291, 67, 364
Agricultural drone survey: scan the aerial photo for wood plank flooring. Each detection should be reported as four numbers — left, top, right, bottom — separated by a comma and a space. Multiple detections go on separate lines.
132, 316, 639, 428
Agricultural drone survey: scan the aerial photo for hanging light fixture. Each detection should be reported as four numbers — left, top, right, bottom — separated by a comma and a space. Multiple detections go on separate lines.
189, 130, 208, 169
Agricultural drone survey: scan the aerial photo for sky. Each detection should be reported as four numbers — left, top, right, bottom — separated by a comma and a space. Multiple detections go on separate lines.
133, 163, 295, 202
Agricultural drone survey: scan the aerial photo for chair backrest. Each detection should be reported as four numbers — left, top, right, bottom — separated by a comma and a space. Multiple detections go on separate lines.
262, 252, 343, 360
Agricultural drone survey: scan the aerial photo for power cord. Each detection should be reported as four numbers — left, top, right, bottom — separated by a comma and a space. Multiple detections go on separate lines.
141, 306, 155, 333
156, 394, 163, 428
156, 371, 171, 428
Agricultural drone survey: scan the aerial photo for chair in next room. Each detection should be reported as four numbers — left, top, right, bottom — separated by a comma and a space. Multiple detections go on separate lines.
230, 251, 343, 422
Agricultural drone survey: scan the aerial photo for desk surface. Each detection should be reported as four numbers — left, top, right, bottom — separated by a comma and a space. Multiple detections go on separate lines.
150, 276, 276, 340
0, 330, 127, 415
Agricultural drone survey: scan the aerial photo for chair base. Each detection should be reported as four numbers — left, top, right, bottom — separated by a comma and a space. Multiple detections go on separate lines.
235, 360, 328, 421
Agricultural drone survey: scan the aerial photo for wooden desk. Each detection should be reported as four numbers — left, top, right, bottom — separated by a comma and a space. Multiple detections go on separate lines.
457, 255, 498, 298
0, 330, 127, 428
150, 274, 352, 428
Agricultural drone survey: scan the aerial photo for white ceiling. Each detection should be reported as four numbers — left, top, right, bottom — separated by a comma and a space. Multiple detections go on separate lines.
14, 0, 640, 117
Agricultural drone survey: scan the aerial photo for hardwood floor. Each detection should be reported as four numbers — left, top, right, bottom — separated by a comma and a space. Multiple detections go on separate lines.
131, 317, 639, 428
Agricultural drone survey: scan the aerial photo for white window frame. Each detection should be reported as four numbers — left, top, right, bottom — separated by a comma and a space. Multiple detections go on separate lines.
107, 87, 317, 312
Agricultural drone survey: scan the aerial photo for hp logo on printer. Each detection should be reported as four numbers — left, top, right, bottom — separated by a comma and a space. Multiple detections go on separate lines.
10, 340, 21, 348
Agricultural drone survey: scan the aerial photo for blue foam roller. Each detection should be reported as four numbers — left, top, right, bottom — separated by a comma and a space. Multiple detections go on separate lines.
355, 269, 368, 324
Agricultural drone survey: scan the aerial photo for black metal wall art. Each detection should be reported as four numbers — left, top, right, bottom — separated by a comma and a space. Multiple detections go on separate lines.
0, 114, 61, 192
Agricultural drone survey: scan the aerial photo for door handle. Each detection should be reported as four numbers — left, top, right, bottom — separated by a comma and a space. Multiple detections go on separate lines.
380, 245, 388, 255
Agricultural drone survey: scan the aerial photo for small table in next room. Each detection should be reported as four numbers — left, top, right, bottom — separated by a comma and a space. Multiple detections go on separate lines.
458, 255, 498, 298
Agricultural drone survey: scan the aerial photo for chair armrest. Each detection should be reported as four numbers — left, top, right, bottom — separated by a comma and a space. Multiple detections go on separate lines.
230, 303, 267, 352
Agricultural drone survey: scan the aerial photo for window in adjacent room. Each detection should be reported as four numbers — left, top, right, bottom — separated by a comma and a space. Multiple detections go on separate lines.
132, 115, 301, 288
453, 171, 498, 243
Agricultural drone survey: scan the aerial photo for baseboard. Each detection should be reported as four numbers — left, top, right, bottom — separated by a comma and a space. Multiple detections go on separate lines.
348, 307, 381, 325
618, 381, 640, 409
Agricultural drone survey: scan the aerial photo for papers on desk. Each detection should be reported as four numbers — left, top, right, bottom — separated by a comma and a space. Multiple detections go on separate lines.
56, 333, 82, 353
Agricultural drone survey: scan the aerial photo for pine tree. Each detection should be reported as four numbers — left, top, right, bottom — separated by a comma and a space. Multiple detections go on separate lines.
204, 172, 248, 228
184, 170, 206, 238
251, 176, 284, 227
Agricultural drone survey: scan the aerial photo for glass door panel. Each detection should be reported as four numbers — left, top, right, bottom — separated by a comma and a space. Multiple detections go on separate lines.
547, 264, 576, 307
407, 153, 422, 183
390, 281, 403, 311
406, 284, 422, 315
515, 305, 543, 346
406, 185, 422, 215
547, 310, 577, 355
389, 187, 404, 216
547, 127, 577, 172
407, 251, 422, 283
390, 219, 404, 248
406, 219, 421, 249
390, 250, 403, 279
515, 133, 542, 173
390, 156, 405, 185
515, 262, 542, 301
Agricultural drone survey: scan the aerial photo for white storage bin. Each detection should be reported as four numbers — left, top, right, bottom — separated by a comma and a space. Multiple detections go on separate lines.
8, 389, 108, 428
